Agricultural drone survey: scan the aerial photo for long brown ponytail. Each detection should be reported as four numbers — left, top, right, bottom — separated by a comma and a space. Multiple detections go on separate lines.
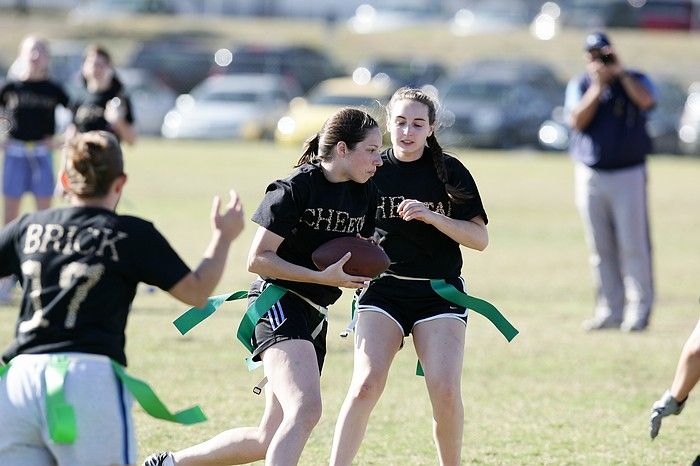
294, 108, 379, 167
296, 133, 321, 166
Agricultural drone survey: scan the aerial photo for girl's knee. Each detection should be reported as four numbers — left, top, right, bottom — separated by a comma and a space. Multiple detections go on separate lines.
257, 425, 278, 449
350, 373, 386, 402
429, 380, 462, 408
291, 395, 322, 430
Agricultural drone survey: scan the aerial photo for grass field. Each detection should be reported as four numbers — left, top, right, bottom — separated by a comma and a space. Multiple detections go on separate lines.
1, 139, 700, 465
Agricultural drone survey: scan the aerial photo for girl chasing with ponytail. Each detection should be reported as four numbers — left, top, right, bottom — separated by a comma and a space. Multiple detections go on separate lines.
0, 131, 244, 466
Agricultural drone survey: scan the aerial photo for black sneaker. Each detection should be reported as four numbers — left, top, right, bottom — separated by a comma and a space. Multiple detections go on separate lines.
143, 451, 174, 466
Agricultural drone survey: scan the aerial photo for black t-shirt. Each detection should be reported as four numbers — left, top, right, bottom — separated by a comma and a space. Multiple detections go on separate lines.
0, 207, 190, 366
374, 148, 487, 278
252, 163, 378, 306
0, 79, 69, 141
71, 77, 135, 135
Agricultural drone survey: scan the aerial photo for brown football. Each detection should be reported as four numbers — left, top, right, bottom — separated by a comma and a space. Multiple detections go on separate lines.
312, 236, 390, 278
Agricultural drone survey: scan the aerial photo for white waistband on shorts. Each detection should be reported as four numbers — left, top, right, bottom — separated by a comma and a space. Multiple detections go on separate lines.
10, 352, 112, 365
289, 289, 328, 315
379, 273, 431, 281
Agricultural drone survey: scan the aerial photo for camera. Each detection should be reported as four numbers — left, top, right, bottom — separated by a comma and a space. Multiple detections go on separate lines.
599, 53, 616, 65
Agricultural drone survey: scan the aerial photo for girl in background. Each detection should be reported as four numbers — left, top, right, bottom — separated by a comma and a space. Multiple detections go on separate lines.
0, 36, 69, 303
68, 44, 136, 145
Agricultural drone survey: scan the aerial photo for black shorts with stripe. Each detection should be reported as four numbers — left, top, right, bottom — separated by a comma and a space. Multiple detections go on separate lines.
356, 276, 468, 336
248, 279, 328, 373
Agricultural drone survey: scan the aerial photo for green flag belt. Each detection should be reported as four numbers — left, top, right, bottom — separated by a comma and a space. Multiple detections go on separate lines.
171, 285, 289, 393
45, 355, 77, 443
414, 280, 518, 376
339, 278, 519, 376
429, 279, 518, 342
171, 287, 288, 357
237, 285, 288, 372
173, 290, 249, 335
1, 355, 206, 445
110, 360, 206, 425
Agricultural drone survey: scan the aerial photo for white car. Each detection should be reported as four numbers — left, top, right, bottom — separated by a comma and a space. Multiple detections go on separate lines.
679, 81, 700, 155
161, 74, 301, 140
53, 67, 176, 137
118, 67, 178, 136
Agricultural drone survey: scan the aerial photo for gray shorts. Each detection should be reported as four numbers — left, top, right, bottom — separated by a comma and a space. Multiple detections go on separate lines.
0, 353, 136, 466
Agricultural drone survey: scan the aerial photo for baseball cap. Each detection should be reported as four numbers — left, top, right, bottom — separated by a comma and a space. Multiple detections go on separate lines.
584, 32, 611, 51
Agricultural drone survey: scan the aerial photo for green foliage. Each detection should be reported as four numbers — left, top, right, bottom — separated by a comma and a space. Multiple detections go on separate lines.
1, 140, 700, 464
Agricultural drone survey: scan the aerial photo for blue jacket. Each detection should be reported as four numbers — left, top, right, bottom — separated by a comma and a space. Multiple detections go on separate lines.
565, 71, 655, 170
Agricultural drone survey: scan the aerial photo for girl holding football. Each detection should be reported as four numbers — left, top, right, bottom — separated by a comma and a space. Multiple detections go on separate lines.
330, 87, 489, 466
145, 107, 383, 466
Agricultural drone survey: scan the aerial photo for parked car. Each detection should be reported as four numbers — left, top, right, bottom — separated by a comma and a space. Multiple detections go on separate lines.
275, 76, 397, 146
117, 67, 177, 135
69, 0, 178, 22
161, 74, 301, 140
126, 38, 213, 94
559, 0, 640, 28
537, 107, 569, 151
647, 77, 687, 153
48, 40, 86, 86
211, 44, 341, 94
679, 81, 700, 155
455, 58, 564, 95
347, 2, 448, 33
558, 0, 698, 30
538, 75, 688, 154
354, 58, 446, 88
438, 60, 564, 148
449, 1, 534, 35
637, 0, 699, 30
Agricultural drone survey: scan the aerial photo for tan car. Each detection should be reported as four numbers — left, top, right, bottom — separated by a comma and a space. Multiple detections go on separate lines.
274, 76, 397, 146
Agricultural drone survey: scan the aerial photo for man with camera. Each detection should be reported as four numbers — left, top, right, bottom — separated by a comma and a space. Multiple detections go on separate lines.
565, 31, 657, 332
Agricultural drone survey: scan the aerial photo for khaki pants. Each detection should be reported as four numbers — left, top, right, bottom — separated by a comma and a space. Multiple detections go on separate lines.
575, 162, 654, 327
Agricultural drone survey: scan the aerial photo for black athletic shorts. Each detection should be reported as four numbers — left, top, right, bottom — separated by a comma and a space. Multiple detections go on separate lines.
356, 276, 468, 336
248, 279, 328, 373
